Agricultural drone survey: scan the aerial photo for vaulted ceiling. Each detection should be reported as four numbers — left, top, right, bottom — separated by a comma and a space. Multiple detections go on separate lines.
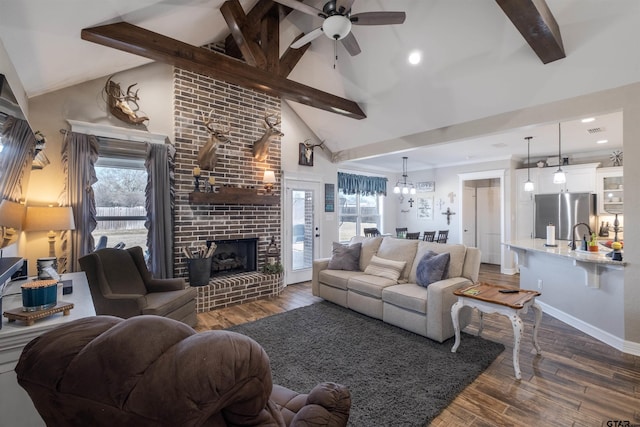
1, 0, 637, 171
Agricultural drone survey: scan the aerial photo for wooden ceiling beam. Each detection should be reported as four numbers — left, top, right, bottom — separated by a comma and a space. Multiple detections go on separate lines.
261, 7, 280, 74
495, 0, 565, 64
220, 0, 266, 68
279, 33, 310, 78
81, 22, 366, 119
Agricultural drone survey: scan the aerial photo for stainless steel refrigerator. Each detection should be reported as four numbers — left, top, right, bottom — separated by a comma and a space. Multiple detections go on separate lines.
534, 193, 597, 240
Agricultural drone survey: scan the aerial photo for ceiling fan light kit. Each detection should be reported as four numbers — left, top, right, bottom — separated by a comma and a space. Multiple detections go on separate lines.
323, 15, 352, 40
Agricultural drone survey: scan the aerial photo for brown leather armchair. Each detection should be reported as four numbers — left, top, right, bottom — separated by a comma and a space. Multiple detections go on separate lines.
15, 315, 351, 427
79, 246, 197, 327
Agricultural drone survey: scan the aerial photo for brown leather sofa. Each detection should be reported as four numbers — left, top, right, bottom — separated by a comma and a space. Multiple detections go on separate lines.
15, 315, 351, 427
79, 246, 197, 327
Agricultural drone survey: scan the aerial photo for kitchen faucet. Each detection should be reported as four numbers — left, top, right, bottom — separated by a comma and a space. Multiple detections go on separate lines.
570, 222, 593, 250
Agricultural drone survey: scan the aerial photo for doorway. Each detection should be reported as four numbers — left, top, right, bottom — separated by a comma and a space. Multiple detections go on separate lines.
458, 170, 505, 268
283, 178, 322, 285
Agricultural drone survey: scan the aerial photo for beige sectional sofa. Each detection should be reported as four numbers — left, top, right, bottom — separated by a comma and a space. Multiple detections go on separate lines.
312, 236, 481, 342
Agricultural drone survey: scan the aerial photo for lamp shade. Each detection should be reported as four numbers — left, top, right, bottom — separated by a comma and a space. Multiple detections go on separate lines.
263, 170, 276, 184
24, 206, 75, 232
0, 199, 26, 230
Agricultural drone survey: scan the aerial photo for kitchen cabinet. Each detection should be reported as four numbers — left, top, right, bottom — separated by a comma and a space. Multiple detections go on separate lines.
535, 163, 599, 194
515, 169, 536, 239
596, 166, 623, 214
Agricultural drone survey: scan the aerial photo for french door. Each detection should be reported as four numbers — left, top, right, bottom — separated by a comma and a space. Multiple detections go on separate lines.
283, 178, 322, 285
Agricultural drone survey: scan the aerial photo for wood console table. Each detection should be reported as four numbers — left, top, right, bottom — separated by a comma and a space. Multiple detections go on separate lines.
451, 283, 542, 380
0, 272, 95, 427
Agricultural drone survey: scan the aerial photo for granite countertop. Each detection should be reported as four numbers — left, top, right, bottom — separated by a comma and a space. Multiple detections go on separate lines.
504, 239, 626, 266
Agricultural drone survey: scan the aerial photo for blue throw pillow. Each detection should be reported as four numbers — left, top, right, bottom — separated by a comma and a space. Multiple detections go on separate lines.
327, 242, 362, 271
416, 250, 450, 287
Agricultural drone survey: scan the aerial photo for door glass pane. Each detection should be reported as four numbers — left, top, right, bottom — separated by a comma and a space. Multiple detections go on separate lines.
291, 189, 313, 271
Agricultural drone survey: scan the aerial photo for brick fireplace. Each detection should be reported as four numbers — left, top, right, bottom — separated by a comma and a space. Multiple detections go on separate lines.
172, 45, 284, 312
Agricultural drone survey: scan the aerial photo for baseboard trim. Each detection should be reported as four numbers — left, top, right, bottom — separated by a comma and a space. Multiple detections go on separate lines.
537, 301, 640, 356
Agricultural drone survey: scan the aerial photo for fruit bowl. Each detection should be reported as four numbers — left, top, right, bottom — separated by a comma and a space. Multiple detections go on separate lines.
600, 240, 623, 249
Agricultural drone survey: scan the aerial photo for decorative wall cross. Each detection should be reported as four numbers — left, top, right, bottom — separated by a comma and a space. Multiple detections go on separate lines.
448, 192, 456, 204
408, 198, 415, 208
443, 207, 456, 225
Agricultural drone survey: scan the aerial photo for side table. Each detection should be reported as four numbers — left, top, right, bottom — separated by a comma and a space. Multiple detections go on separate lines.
450, 282, 542, 380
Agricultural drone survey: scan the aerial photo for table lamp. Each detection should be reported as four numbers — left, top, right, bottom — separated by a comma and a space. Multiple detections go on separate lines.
0, 199, 26, 248
24, 206, 76, 257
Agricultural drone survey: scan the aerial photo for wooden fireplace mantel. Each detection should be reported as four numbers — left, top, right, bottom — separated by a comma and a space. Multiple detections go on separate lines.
189, 187, 279, 205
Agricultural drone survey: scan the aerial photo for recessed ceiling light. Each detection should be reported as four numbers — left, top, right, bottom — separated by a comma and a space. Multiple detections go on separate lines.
581, 117, 595, 123
408, 50, 422, 65
596, 139, 609, 144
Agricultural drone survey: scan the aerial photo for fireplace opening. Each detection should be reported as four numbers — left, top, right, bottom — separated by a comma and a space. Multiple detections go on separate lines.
206, 238, 258, 277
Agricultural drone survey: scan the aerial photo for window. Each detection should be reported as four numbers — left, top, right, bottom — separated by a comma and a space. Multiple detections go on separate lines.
92, 156, 147, 252
338, 190, 382, 242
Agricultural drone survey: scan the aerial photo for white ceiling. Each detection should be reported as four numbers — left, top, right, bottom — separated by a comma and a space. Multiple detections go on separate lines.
0, 0, 636, 172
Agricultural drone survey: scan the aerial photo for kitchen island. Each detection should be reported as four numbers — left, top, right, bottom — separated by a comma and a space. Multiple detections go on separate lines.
504, 239, 631, 354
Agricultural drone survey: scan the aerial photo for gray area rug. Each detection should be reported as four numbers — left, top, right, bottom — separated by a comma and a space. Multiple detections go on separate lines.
228, 301, 504, 426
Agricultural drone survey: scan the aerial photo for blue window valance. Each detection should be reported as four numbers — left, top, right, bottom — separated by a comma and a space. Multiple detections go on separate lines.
338, 172, 387, 196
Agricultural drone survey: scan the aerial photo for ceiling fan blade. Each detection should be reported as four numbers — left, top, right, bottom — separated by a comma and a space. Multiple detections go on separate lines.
290, 27, 324, 49
335, 0, 356, 14
272, 0, 325, 18
340, 32, 361, 56
350, 11, 406, 25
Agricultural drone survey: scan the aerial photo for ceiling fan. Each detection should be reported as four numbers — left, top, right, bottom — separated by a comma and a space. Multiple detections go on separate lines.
274, 0, 406, 56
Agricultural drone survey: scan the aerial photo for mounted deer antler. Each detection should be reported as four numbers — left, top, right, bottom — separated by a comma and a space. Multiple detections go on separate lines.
104, 75, 149, 125
300, 139, 325, 166
253, 113, 283, 162
198, 110, 231, 171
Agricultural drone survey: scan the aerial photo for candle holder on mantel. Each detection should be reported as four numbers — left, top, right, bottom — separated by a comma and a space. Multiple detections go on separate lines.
193, 176, 202, 192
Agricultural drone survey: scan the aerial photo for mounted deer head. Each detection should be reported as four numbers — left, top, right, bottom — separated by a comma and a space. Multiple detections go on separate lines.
197, 110, 231, 171
253, 113, 283, 162
104, 75, 149, 125
301, 139, 325, 165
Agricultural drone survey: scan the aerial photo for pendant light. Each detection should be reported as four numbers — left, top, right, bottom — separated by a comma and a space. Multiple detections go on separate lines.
524, 136, 534, 192
553, 123, 566, 184
393, 157, 416, 195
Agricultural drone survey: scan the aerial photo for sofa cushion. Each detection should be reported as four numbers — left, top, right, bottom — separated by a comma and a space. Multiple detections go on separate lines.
382, 284, 428, 314
350, 236, 384, 271
409, 242, 467, 283
363, 255, 406, 282
327, 242, 361, 271
348, 274, 398, 299
376, 238, 419, 283
416, 251, 450, 287
319, 269, 365, 291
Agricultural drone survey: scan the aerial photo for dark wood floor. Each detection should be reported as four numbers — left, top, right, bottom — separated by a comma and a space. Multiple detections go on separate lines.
196, 264, 640, 426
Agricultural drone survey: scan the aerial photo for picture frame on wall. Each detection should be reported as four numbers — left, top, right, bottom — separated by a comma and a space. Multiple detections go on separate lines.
417, 197, 434, 220
299, 143, 314, 166
416, 181, 435, 192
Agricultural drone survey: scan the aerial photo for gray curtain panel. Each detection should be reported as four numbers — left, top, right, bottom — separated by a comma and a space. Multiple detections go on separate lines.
61, 131, 99, 272
145, 139, 175, 278
0, 115, 35, 201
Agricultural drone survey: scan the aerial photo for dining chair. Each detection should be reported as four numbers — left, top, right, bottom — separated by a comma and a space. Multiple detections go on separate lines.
422, 231, 436, 242
405, 232, 420, 240
395, 227, 408, 238
364, 227, 381, 237
436, 230, 449, 243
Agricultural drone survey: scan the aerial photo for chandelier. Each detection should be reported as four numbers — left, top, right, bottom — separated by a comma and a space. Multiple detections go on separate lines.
393, 157, 416, 195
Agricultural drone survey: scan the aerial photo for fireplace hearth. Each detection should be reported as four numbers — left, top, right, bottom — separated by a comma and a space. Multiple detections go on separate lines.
206, 238, 257, 277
